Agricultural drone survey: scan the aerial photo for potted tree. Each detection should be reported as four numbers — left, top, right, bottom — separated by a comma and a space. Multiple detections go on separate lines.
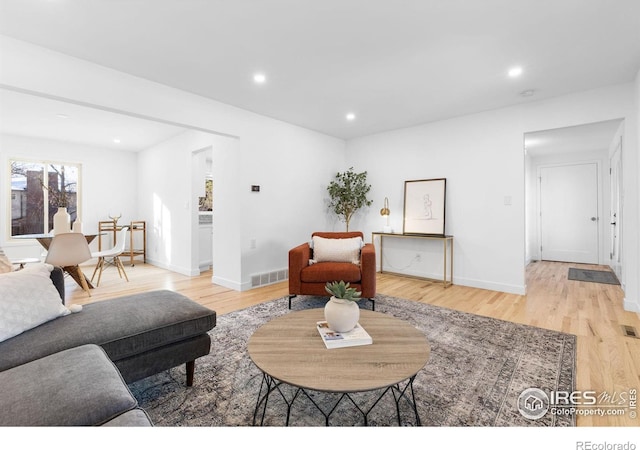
326, 167, 373, 231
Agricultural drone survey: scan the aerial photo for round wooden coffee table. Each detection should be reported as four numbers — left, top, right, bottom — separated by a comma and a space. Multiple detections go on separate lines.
247, 308, 430, 426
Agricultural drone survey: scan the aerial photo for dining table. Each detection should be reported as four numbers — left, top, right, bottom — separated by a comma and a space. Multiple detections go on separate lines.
15, 233, 99, 289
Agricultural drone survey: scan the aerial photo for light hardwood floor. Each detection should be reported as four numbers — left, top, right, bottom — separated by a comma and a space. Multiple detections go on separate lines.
66, 260, 640, 426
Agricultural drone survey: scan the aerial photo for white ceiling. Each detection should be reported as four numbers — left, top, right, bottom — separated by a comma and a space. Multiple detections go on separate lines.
525, 119, 623, 157
0, 89, 186, 151
0, 0, 639, 145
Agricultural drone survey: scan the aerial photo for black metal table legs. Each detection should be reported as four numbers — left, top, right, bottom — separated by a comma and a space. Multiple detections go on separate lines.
252, 373, 421, 426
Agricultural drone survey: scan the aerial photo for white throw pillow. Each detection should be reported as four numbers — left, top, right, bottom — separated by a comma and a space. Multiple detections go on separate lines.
0, 263, 70, 343
312, 236, 363, 264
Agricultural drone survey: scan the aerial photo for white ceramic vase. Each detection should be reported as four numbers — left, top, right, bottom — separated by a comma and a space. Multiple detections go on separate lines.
53, 207, 71, 235
324, 297, 360, 332
72, 220, 83, 233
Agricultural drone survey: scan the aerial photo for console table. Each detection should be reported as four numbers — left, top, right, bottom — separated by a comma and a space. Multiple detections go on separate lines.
371, 232, 453, 287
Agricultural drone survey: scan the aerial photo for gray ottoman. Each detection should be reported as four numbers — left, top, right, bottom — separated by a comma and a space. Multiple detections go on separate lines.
0, 344, 152, 426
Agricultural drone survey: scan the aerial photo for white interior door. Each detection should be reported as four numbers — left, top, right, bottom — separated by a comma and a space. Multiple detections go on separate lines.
539, 163, 599, 264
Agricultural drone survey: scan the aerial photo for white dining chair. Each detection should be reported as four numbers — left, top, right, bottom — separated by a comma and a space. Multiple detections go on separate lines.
91, 226, 129, 287
44, 232, 93, 296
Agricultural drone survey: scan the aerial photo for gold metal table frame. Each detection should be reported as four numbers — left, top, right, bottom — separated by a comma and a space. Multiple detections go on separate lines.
372, 232, 453, 287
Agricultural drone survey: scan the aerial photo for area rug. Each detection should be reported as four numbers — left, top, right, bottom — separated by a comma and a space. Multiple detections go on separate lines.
129, 295, 576, 427
568, 268, 620, 285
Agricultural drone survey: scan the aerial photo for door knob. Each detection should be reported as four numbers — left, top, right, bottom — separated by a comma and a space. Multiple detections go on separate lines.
590, 217, 597, 221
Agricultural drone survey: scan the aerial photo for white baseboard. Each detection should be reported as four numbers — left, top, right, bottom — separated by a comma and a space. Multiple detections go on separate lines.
454, 276, 526, 296
379, 268, 526, 296
211, 275, 244, 291
145, 258, 200, 277
623, 297, 640, 314
151, 260, 527, 295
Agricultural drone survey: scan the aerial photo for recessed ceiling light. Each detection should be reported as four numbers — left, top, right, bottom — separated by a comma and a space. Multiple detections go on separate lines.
113, 138, 121, 144
346, 113, 356, 121
253, 73, 266, 84
508, 66, 523, 78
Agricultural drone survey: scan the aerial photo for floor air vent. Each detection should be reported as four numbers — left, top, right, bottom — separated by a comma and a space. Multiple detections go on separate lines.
621, 325, 639, 339
251, 269, 288, 288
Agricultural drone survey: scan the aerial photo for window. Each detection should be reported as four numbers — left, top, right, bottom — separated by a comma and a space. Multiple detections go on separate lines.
9, 159, 81, 237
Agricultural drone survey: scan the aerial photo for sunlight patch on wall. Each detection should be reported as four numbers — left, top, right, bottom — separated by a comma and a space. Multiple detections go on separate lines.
153, 192, 172, 263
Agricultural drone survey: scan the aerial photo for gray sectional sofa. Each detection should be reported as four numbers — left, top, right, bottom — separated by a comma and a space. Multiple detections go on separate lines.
0, 266, 217, 426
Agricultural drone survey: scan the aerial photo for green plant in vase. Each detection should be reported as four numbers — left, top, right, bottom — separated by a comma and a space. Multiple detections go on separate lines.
325, 280, 362, 301
324, 280, 362, 332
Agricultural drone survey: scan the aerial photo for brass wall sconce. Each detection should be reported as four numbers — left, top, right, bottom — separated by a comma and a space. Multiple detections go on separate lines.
380, 197, 392, 233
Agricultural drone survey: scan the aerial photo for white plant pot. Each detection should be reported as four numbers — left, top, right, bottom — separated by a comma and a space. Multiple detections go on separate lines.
324, 297, 360, 332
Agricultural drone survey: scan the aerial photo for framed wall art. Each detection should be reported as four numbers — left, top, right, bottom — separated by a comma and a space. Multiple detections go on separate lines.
402, 178, 446, 236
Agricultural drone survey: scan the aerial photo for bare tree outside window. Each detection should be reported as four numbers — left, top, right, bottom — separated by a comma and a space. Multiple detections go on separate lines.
10, 160, 80, 237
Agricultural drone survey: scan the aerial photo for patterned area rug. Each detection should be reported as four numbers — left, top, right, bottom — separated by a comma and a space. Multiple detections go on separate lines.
568, 268, 620, 285
129, 295, 576, 427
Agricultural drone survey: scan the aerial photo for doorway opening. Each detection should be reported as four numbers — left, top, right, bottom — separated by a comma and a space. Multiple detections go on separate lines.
192, 146, 213, 274
524, 119, 624, 279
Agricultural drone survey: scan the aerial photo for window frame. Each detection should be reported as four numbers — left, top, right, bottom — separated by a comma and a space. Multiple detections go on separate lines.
7, 157, 83, 240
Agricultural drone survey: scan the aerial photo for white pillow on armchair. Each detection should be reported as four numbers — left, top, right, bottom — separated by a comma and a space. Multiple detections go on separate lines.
312, 236, 363, 264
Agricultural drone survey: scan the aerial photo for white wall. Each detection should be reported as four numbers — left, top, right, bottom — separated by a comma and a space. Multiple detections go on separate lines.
347, 107, 527, 294
346, 83, 639, 310
607, 121, 625, 280
137, 130, 214, 275
0, 133, 137, 259
0, 37, 347, 290
633, 68, 640, 313
209, 135, 243, 289
132, 107, 346, 289
524, 150, 536, 264
236, 121, 348, 288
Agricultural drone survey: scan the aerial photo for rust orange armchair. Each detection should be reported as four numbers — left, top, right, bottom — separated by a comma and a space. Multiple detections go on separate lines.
288, 231, 376, 310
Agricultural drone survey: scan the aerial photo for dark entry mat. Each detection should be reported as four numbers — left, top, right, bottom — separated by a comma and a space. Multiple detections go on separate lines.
568, 268, 620, 285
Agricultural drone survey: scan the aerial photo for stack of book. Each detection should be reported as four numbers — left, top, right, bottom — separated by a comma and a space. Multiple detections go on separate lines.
316, 321, 373, 349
